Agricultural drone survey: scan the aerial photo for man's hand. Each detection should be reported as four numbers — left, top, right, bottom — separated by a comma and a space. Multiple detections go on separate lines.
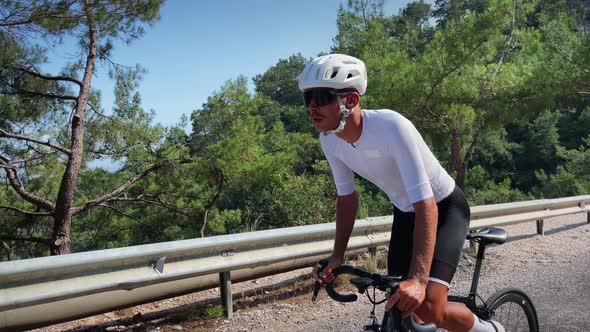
312, 256, 343, 285
384, 278, 427, 317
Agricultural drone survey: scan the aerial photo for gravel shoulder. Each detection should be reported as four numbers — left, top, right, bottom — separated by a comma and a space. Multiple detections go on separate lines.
33, 213, 590, 332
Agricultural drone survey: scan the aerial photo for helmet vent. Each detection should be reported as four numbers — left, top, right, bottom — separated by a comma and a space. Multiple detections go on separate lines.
346, 69, 360, 79
329, 68, 339, 79
343, 60, 357, 64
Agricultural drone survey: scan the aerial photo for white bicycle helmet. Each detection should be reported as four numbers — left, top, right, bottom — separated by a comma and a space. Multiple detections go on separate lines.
299, 54, 367, 135
298, 54, 367, 95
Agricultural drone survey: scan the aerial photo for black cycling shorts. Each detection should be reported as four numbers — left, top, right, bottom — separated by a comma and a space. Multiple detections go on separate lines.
387, 186, 470, 287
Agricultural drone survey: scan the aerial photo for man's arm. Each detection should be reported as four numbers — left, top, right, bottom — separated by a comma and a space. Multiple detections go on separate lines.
333, 191, 359, 260
408, 197, 438, 285
313, 191, 358, 284
385, 197, 438, 314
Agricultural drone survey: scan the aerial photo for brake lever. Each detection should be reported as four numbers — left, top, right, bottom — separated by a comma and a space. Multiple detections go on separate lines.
311, 281, 321, 302
311, 259, 330, 302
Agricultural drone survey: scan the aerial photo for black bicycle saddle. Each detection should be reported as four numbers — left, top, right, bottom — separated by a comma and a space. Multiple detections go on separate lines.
466, 227, 508, 245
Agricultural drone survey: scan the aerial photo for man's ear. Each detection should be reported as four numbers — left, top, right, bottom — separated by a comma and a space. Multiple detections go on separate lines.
346, 92, 360, 108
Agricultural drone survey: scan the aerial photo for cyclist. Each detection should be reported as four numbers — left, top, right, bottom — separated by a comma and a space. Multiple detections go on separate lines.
302, 54, 504, 332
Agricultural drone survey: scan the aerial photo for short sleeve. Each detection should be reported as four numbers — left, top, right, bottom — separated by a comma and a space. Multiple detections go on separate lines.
325, 153, 356, 196
389, 118, 433, 203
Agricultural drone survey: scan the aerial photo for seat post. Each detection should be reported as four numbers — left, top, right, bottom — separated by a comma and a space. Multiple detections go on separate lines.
469, 243, 487, 295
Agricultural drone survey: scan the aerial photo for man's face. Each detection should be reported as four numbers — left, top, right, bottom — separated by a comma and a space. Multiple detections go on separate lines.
304, 88, 342, 133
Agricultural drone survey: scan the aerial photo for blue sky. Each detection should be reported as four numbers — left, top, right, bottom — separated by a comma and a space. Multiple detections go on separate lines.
43, 0, 419, 128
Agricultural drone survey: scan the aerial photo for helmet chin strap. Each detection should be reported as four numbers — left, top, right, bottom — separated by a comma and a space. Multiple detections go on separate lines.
322, 96, 353, 136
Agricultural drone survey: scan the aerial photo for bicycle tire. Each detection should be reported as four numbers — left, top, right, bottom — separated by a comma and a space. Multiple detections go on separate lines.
485, 288, 539, 332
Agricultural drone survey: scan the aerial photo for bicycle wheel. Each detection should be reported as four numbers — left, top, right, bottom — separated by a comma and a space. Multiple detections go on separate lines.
485, 288, 539, 332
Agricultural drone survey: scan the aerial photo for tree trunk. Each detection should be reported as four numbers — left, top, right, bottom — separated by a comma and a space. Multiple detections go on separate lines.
451, 129, 465, 190
51, 6, 97, 255
200, 170, 225, 238
201, 209, 209, 238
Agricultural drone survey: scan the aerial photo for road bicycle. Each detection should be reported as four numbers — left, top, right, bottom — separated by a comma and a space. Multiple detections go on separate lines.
312, 227, 539, 331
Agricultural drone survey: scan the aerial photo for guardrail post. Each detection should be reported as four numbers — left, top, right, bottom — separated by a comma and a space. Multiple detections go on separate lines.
368, 246, 377, 257
219, 271, 232, 318
469, 240, 478, 258
536, 220, 544, 235
579, 202, 589, 223
369, 246, 377, 266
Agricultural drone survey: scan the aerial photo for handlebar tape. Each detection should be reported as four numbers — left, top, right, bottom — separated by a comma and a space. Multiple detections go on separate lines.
322, 264, 374, 303
402, 317, 438, 332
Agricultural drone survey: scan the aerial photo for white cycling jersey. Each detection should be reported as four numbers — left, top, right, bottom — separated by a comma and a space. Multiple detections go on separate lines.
320, 109, 455, 212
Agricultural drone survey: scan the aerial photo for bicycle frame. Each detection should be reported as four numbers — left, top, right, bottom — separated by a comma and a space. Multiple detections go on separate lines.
447, 239, 494, 321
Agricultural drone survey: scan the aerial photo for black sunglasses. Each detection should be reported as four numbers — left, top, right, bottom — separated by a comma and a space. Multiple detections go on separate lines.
303, 88, 357, 107
303, 89, 336, 107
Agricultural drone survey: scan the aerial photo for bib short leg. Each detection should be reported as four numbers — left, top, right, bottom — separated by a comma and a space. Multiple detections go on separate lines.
387, 186, 470, 286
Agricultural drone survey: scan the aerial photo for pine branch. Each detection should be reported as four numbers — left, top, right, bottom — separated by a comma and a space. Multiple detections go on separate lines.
12, 151, 59, 164
0, 18, 33, 27
0, 128, 72, 155
106, 195, 195, 217
11, 66, 84, 88
543, 29, 590, 72
11, 89, 79, 101
96, 203, 147, 225
425, 40, 487, 104
71, 160, 168, 216
473, 0, 517, 108
0, 155, 56, 213
87, 102, 113, 120
0, 236, 52, 246
0, 0, 80, 28
0, 205, 52, 217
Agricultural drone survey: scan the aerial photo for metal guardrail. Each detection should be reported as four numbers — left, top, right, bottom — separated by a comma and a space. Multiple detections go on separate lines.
0, 195, 589, 331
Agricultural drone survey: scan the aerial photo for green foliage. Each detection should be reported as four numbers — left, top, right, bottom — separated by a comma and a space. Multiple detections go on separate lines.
558, 106, 590, 150
253, 54, 307, 107
464, 165, 533, 205
332, 0, 389, 57
433, 0, 491, 27
533, 137, 590, 197
207, 209, 242, 235
169, 304, 224, 323
526, 110, 561, 166
470, 127, 520, 181
259, 170, 336, 228
185, 77, 336, 237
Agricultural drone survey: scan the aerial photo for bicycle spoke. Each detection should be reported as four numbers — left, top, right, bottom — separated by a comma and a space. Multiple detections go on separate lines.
514, 304, 525, 330
495, 301, 531, 331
